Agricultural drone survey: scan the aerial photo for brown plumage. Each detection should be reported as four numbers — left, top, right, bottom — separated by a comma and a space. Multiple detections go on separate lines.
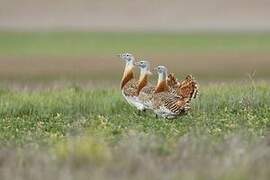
148, 66, 197, 118
119, 54, 199, 117
134, 60, 155, 109
121, 69, 138, 97
151, 79, 190, 118
178, 75, 199, 100
167, 73, 179, 88
138, 65, 170, 110
167, 73, 199, 101
119, 53, 146, 111
154, 80, 170, 93
138, 79, 168, 110
136, 74, 148, 96
151, 91, 190, 118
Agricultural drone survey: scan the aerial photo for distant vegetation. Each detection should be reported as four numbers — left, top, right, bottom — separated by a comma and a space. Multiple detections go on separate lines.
1, 32, 270, 57
0, 32, 270, 84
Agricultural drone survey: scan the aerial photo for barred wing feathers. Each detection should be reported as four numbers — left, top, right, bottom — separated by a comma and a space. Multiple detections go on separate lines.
167, 74, 199, 101
138, 84, 156, 109
178, 75, 199, 100
152, 92, 190, 118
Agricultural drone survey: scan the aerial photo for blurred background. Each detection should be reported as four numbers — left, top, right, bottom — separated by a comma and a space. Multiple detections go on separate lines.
1, 0, 270, 88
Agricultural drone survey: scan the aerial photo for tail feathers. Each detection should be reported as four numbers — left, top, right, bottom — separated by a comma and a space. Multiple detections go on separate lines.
177, 75, 199, 101
166, 74, 199, 113
175, 75, 199, 114
167, 73, 179, 88
176, 97, 191, 111
163, 95, 190, 115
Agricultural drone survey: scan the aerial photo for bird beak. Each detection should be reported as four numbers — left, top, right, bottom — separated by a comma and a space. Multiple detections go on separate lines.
118, 54, 126, 62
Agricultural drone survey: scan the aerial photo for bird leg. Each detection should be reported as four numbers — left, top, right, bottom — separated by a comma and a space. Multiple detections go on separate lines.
137, 109, 146, 116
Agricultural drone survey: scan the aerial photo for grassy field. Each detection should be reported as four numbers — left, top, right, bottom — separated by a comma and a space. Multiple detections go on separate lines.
0, 82, 269, 179
0, 32, 269, 179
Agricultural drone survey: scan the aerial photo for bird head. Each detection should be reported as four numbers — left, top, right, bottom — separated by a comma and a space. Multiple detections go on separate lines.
154, 65, 169, 93
135, 60, 152, 76
118, 53, 135, 67
154, 65, 168, 76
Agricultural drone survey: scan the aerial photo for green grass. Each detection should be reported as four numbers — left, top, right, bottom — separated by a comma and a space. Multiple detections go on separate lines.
0, 82, 269, 146
0, 82, 269, 179
1, 32, 270, 57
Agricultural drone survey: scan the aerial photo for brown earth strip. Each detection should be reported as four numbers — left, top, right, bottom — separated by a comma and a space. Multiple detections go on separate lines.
0, 52, 269, 84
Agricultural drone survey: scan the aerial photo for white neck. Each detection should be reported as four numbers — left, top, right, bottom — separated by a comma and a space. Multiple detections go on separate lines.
124, 62, 134, 74
126, 60, 134, 67
139, 67, 149, 79
158, 71, 167, 84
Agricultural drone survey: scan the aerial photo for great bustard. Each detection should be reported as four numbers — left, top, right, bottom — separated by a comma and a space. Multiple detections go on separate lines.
135, 60, 156, 110
149, 66, 192, 119
118, 53, 152, 112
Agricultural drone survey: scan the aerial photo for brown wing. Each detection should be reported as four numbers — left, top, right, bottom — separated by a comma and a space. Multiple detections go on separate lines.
176, 75, 199, 101
152, 92, 190, 115
167, 74, 199, 100
167, 73, 179, 88
140, 85, 155, 94
138, 84, 155, 105
151, 74, 198, 117
122, 79, 139, 97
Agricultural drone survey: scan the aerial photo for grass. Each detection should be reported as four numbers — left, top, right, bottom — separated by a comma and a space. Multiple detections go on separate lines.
0, 82, 269, 179
1, 32, 270, 57
0, 31, 270, 179
0, 82, 269, 145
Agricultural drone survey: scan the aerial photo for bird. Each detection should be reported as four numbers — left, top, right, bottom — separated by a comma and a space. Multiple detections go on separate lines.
118, 53, 199, 118
118, 53, 152, 112
148, 66, 192, 119
134, 60, 153, 96
136, 64, 198, 118
135, 60, 156, 109
138, 65, 170, 110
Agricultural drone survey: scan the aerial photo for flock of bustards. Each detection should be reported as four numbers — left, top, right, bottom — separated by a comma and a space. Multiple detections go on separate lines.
118, 53, 199, 119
